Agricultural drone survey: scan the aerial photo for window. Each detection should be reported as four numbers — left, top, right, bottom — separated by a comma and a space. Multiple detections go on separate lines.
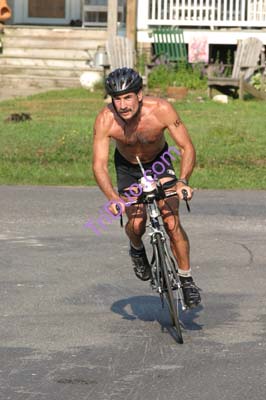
83, 0, 126, 26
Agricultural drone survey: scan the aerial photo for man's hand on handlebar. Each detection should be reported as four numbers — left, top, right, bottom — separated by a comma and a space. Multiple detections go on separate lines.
176, 182, 193, 201
108, 200, 126, 216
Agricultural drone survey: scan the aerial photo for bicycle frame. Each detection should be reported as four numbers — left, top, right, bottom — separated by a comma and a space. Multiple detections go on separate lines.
143, 191, 187, 312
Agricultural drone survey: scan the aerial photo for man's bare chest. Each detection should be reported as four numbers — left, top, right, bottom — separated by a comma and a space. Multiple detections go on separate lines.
111, 121, 164, 146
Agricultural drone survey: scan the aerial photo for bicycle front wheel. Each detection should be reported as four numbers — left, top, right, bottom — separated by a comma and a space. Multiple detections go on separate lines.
156, 233, 183, 344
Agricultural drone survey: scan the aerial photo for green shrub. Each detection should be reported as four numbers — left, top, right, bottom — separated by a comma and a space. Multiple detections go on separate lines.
250, 73, 266, 91
136, 52, 148, 76
148, 63, 207, 90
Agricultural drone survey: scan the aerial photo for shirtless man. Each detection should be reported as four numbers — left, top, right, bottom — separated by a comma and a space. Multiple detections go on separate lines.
93, 67, 201, 308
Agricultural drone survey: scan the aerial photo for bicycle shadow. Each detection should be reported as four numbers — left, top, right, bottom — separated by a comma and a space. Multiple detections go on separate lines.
111, 295, 203, 337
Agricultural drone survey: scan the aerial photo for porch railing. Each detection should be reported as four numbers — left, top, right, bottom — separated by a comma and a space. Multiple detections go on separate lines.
138, 0, 266, 29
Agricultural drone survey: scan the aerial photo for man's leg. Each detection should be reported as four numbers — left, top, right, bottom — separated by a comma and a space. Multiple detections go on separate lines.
125, 203, 146, 248
124, 203, 151, 281
159, 195, 201, 308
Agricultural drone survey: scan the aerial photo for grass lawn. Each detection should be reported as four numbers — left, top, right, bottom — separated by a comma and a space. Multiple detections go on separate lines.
0, 88, 265, 189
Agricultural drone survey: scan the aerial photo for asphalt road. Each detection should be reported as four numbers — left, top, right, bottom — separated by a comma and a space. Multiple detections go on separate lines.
0, 186, 265, 400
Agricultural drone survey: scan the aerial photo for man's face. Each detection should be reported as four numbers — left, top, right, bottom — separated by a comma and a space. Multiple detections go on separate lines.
113, 91, 142, 120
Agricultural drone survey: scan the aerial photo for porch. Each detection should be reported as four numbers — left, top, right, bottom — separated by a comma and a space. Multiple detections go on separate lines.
137, 0, 266, 45
143, 0, 266, 28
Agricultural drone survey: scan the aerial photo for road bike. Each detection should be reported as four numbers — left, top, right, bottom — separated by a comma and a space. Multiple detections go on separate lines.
124, 157, 190, 344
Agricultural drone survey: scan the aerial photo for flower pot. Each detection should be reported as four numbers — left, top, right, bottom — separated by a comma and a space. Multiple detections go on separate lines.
167, 86, 188, 100
147, 87, 164, 97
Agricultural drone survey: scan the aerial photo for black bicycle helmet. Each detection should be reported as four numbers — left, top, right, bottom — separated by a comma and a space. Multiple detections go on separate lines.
105, 67, 143, 97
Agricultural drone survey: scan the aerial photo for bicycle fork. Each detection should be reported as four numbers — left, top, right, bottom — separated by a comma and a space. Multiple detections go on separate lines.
150, 235, 187, 311
173, 282, 187, 312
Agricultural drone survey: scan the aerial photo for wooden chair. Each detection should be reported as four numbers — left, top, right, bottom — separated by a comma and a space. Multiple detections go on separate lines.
152, 27, 188, 65
106, 36, 135, 70
208, 37, 266, 100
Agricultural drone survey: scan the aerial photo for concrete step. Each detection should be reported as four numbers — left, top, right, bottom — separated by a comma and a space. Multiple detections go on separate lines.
0, 65, 99, 78
0, 56, 93, 69
3, 25, 108, 40
2, 36, 106, 51
2, 47, 91, 60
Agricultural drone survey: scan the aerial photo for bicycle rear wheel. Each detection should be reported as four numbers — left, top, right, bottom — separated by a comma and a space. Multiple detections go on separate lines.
155, 233, 183, 344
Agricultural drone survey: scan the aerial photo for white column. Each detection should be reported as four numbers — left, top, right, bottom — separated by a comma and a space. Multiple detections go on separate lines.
137, 0, 149, 30
13, 0, 24, 23
70, 0, 81, 20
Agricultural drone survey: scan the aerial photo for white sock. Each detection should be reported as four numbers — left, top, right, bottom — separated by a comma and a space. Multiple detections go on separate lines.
178, 268, 192, 278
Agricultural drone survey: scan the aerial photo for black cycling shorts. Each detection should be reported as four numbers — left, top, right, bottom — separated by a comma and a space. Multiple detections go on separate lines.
114, 142, 178, 193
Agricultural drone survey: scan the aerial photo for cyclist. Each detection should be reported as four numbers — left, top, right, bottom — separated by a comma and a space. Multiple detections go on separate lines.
92, 67, 201, 308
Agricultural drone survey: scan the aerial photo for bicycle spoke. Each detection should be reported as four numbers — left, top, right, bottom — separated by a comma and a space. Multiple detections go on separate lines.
155, 233, 183, 344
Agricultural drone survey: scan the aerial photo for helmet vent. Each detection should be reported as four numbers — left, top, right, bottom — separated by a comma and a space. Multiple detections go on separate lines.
105, 67, 143, 97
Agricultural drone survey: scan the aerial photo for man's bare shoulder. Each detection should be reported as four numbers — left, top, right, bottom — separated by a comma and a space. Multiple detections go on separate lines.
94, 104, 116, 133
143, 95, 167, 106
143, 96, 178, 123
95, 104, 114, 124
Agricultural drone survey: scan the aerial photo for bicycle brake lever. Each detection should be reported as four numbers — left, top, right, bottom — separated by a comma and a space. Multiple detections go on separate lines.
181, 189, 191, 213
115, 204, 123, 227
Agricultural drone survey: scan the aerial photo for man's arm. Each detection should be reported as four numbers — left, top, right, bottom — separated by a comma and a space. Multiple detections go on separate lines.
92, 110, 120, 202
157, 99, 196, 198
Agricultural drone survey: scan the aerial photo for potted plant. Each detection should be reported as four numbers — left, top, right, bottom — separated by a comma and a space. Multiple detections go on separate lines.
166, 85, 188, 99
